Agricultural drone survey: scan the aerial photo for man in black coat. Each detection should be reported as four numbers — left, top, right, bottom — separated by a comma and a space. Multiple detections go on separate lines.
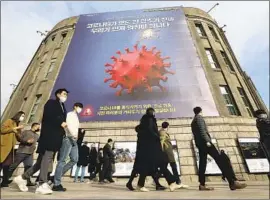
14, 88, 69, 195
254, 109, 270, 180
191, 106, 247, 191
132, 108, 181, 192
99, 139, 114, 183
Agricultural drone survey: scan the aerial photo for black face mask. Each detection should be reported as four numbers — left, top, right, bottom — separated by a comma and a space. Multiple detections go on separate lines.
35, 129, 40, 132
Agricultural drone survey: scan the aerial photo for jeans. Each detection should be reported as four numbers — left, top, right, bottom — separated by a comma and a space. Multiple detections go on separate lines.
198, 144, 234, 186
74, 165, 86, 182
8, 153, 33, 183
54, 137, 78, 186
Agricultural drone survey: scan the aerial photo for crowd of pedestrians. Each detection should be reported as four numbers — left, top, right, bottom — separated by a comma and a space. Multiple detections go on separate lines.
0, 87, 269, 195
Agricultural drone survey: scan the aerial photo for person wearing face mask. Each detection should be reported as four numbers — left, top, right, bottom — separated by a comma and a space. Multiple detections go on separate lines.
191, 106, 247, 191
14, 88, 69, 194
159, 122, 189, 189
254, 109, 270, 180
134, 108, 181, 192
53, 102, 83, 191
7, 123, 40, 186
1, 111, 25, 187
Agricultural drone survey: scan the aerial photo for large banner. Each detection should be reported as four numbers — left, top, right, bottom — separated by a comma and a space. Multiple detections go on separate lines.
192, 139, 222, 175
238, 138, 269, 173
113, 140, 180, 177
52, 7, 219, 121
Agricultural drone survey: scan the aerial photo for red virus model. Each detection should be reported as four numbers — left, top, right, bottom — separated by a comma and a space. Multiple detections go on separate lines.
104, 44, 175, 96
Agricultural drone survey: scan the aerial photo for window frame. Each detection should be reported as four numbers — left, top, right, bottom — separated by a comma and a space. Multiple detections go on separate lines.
194, 22, 207, 37
219, 85, 240, 116
208, 26, 219, 41
205, 48, 220, 69
220, 51, 235, 72
237, 87, 254, 117
27, 95, 42, 124
45, 61, 56, 79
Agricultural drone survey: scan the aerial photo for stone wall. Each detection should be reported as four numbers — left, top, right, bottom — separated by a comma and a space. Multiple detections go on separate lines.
13, 116, 268, 182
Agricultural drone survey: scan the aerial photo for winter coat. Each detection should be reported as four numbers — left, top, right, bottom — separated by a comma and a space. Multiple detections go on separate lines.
191, 115, 212, 148
256, 117, 270, 142
0, 119, 20, 163
133, 114, 166, 174
37, 99, 67, 153
159, 129, 175, 163
77, 145, 90, 166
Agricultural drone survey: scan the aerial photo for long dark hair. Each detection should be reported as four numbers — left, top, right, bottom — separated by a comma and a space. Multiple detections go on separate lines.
11, 111, 25, 125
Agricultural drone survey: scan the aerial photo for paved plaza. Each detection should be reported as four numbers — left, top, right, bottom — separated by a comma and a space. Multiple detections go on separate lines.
1, 179, 269, 199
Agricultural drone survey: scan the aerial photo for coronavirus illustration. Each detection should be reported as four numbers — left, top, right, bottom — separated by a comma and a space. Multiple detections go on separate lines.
104, 44, 175, 96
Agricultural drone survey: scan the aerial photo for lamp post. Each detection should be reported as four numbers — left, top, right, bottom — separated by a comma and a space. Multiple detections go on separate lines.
207, 3, 219, 13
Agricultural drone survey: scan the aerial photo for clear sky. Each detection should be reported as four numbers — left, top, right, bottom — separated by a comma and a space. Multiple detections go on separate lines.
1, 1, 269, 114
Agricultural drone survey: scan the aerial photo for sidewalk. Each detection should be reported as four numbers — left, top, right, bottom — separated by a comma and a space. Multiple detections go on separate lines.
1, 179, 269, 199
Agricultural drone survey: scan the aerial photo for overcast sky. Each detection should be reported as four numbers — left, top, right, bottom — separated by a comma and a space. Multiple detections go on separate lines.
1, 1, 269, 114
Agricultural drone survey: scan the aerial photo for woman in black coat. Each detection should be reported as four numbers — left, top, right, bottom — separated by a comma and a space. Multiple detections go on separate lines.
74, 142, 90, 182
130, 108, 180, 192
88, 144, 98, 180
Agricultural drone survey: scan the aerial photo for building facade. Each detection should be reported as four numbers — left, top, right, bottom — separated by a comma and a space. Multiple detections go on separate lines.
2, 7, 268, 181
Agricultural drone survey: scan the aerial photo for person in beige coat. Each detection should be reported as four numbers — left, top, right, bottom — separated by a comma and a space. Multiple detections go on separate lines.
159, 121, 189, 189
1, 111, 25, 187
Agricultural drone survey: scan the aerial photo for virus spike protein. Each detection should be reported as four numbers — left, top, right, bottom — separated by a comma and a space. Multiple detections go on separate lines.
104, 45, 175, 96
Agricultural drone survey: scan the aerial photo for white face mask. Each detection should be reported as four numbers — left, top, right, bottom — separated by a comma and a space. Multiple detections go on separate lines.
19, 116, 24, 122
59, 96, 67, 103
76, 108, 82, 114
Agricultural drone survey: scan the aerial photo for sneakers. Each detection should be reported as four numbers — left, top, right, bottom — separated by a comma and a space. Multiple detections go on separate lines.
169, 183, 182, 192
199, 185, 214, 191
52, 184, 67, 192
13, 176, 28, 192
229, 181, 247, 190
126, 182, 135, 191
136, 186, 149, 192
35, 183, 53, 195
178, 183, 189, 189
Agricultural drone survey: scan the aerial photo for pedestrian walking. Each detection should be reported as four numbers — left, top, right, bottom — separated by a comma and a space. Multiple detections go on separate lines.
7, 123, 40, 187
159, 121, 189, 189
0, 111, 25, 187
99, 139, 114, 183
74, 142, 89, 183
132, 108, 182, 192
191, 106, 247, 191
13, 88, 69, 194
53, 102, 83, 191
254, 109, 270, 180
88, 144, 98, 181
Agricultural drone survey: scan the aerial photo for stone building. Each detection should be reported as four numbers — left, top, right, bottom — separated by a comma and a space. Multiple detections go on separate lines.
2, 7, 268, 182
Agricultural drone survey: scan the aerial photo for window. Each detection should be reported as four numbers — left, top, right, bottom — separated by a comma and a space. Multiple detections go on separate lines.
33, 65, 42, 82
41, 52, 48, 63
60, 32, 67, 46
52, 49, 59, 59
208, 26, 219, 40
205, 48, 220, 69
238, 87, 253, 117
45, 62, 56, 79
220, 86, 240, 116
195, 23, 206, 37
28, 95, 42, 124
220, 51, 235, 72
52, 35, 56, 41
20, 97, 27, 110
